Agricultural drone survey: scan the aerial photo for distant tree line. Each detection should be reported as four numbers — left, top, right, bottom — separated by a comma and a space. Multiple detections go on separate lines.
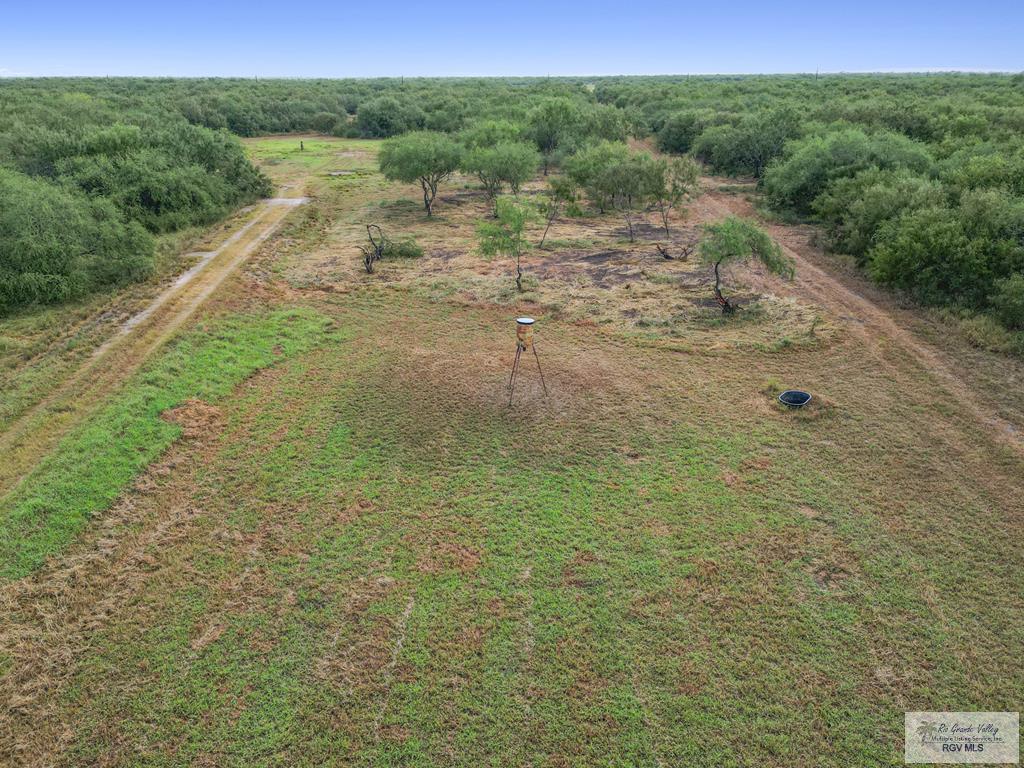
4, 73, 1024, 338
611, 74, 1024, 343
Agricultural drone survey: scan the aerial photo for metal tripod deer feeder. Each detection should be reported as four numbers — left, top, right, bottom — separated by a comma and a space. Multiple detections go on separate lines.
507, 317, 548, 406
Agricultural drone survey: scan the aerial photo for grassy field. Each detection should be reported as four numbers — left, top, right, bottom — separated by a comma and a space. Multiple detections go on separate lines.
1, 137, 1022, 767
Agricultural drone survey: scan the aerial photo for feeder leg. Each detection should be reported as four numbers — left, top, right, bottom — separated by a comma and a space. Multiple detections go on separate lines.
508, 345, 522, 406
532, 344, 548, 396
507, 345, 522, 390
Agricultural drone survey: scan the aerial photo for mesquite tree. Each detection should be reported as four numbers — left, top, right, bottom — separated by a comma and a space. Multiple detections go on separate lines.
461, 142, 540, 214
527, 97, 583, 175
572, 152, 654, 242
379, 131, 462, 217
538, 176, 578, 249
647, 156, 700, 236
564, 141, 630, 214
462, 147, 504, 208
567, 144, 680, 241
478, 197, 535, 292
607, 155, 655, 242
698, 217, 794, 314
460, 119, 523, 148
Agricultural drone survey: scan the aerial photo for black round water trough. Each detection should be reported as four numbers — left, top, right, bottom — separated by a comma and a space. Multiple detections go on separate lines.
778, 390, 812, 408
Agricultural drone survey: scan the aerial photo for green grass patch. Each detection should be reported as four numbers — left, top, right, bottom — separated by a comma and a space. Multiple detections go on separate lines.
383, 237, 424, 260
244, 137, 352, 166
11, 291, 1024, 766
0, 308, 340, 579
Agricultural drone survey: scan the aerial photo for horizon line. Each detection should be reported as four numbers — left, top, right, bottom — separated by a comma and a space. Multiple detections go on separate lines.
1, 68, 1022, 81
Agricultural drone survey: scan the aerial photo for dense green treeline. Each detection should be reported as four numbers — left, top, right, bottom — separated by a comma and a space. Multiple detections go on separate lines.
3, 74, 1024, 341
10, 73, 1022, 143
608, 75, 1024, 343
0, 83, 271, 313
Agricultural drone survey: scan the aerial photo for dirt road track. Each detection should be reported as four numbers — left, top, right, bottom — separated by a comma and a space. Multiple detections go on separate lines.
0, 197, 307, 499
696, 180, 1023, 454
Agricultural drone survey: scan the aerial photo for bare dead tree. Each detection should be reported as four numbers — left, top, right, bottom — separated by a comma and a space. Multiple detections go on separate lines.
358, 224, 390, 274
655, 243, 695, 261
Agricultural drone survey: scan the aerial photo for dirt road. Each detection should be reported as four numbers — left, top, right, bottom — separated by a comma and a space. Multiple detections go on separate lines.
0, 196, 307, 499
695, 179, 1023, 453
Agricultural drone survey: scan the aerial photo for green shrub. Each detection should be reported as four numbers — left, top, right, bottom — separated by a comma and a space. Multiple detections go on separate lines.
763, 128, 934, 213
311, 111, 340, 134
958, 313, 1016, 352
692, 108, 801, 177
356, 97, 426, 138
582, 103, 629, 142
47, 123, 270, 234
868, 206, 978, 306
564, 141, 631, 212
383, 238, 424, 259
526, 97, 585, 174
938, 143, 1024, 196
993, 274, 1024, 330
812, 168, 946, 263
0, 168, 154, 312
332, 123, 361, 139
657, 111, 707, 155
865, 189, 1024, 313
0, 114, 269, 313
460, 119, 524, 149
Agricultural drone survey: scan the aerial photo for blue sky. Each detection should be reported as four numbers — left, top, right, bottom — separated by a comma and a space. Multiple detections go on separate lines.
2, 1, 1022, 77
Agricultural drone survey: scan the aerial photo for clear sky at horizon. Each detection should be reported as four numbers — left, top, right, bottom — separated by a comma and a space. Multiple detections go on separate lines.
2, 0, 1022, 78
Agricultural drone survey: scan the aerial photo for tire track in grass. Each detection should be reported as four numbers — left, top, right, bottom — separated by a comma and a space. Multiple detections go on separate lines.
372, 595, 416, 741
0, 333, 357, 765
0, 308, 335, 580
0, 196, 308, 499
696, 181, 1023, 456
